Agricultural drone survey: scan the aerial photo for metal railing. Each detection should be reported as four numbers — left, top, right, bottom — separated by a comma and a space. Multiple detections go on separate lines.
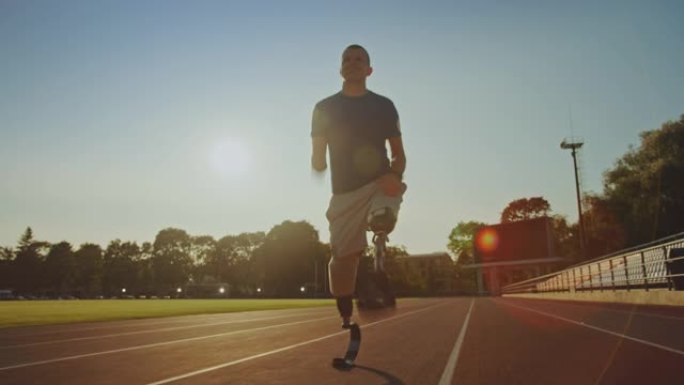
502, 232, 684, 294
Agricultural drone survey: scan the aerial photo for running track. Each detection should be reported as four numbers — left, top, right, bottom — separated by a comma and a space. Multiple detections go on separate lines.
1, 298, 682, 384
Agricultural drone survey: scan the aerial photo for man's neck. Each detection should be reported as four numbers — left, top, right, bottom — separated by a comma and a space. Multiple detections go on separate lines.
342, 81, 367, 97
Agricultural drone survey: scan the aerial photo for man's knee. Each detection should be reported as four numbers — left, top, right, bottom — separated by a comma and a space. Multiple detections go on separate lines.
328, 252, 362, 297
367, 207, 397, 233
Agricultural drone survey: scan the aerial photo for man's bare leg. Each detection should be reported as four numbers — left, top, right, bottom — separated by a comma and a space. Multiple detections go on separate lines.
328, 251, 362, 326
330, 251, 363, 370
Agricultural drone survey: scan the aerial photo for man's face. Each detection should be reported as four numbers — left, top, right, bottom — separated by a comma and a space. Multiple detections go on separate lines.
340, 48, 372, 82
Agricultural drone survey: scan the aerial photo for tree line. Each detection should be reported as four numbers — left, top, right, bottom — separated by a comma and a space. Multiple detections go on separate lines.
0, 222, 450, 298
0, 222, 327, 298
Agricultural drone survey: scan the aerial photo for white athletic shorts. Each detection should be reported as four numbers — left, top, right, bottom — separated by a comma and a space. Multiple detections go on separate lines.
326, 180, 405, 296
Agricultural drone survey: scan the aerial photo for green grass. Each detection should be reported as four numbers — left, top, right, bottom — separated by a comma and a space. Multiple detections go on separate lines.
0, 299, 335, 329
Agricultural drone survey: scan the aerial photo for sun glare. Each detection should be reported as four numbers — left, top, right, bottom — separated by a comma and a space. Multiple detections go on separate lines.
476, 228, 499, 253
210, 138, 250, 177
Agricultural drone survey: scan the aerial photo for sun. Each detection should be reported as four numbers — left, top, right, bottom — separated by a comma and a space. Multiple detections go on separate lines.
210, 138, 250, 177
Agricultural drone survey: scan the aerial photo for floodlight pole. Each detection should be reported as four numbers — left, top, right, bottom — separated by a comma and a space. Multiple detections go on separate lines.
561, 139, 586, 259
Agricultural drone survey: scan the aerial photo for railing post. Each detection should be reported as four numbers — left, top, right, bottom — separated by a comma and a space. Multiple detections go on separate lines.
572, 268, 576, 292
663, 246, 671, 291
609, 259, 615, 291
623, 255, 630, 291
598, 262, 604, 292
641, 251, 649, 291
588, 264, 594, 292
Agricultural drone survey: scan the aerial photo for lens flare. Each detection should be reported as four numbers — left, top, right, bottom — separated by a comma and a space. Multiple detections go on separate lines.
476, 228, 499, 253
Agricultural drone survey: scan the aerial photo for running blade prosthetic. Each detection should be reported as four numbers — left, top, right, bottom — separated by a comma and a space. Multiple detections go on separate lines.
332, 323, 361, 371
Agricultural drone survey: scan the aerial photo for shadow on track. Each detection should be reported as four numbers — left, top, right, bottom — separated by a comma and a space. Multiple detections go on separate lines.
354, 365, 406, 385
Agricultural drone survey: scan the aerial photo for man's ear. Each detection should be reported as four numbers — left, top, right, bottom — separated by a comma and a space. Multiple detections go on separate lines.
367, 66, 373, 76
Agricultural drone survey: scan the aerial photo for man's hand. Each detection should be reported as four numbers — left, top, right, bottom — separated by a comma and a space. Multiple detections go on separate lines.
377, 173, 404, 197
311, 159, 327, 173
311, 165, 327, 183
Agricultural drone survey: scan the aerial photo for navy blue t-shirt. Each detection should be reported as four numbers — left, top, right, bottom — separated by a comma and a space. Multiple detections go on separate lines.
312, 91, 401, 194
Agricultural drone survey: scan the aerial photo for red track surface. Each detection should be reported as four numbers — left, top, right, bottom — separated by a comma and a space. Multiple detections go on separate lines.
1, 297, 682, 384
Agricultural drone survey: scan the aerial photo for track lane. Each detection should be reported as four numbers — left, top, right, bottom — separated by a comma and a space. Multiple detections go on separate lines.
0, 307, 337, 345
497, 298, 684, 353
0, 310, 334, 349
150, 298, 469, 385
452, 298, 683, 385
0, 298, 681, 385
0, 299, 450, 385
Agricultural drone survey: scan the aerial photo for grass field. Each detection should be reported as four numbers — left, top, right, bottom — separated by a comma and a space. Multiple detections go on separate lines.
0, 299, 336, 329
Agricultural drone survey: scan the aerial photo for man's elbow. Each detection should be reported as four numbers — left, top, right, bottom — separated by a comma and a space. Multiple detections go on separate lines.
312, 158, 327, 172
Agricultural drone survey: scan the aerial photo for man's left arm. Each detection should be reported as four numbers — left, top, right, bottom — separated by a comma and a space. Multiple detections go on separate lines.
377, 136, 406, 197
388, 136, 406, 179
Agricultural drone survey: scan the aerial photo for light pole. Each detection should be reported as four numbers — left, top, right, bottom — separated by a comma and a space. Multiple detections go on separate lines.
561, 138, 586, 259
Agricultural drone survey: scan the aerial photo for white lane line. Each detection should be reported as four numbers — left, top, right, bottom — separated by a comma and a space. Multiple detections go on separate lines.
1, 311, 329, 349
507, 297, 684, 322
499, 300, 684, 356
0, 315, 234, 338
0, 316, 336, 371
145, 301, 451, 385
438, 298, 474, 385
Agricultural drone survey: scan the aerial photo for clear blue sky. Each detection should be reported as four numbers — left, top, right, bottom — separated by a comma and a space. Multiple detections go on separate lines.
1, 0, 683, 254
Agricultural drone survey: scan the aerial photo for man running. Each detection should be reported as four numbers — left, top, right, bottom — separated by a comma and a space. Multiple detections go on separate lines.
311, 44, 407, 327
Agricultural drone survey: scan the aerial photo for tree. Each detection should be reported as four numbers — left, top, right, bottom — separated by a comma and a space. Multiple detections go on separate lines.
603, 114, 684, 245
203, 235, 237, 287
152, 228, 193, 295
44, 242, 75, 296
190, 235, 216, 267
0, 246, 13, 261
0, 246, 14, 290
253, 221, 326, 297
582, 194, 627, 259
201, 232, 266, 296
13, 227, 49, 294
447, 221, 487, 263
73, 243, 104, 298
188, 235, 216, 286
367, 245, 423, 296
551, 215, 580, 264
103, 240, 142, 296
447, 221, 486, 294
500, 197, 551, 223
230, 232, 266, 294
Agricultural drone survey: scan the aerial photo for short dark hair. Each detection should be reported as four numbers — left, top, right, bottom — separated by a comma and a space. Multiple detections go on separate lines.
343, 44, 371, 65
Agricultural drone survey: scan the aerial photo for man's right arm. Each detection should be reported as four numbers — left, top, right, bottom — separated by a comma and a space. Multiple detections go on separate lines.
311, 136, 327, 172
311, 104, 328, 172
